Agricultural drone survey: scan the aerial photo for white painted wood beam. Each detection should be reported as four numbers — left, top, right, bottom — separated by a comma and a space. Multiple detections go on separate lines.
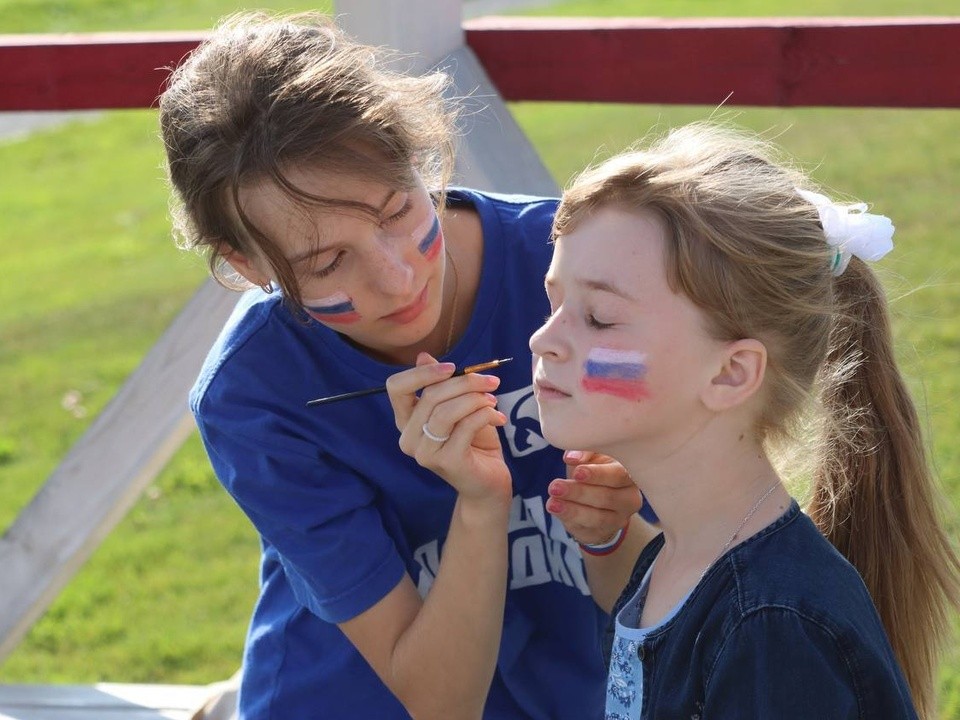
0, 280, 238, 661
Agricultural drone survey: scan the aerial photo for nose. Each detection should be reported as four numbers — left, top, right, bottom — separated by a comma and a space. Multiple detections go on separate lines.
368, 236, 415, 297
529, 308, 566, 360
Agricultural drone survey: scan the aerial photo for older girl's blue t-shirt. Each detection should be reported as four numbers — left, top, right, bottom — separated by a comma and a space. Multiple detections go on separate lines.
190, 188, 608, 719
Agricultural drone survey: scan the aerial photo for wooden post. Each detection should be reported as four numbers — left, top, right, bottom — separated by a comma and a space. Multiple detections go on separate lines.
335, 0, 556, 194
443, 45, 557, 195
335, 0, 464, 71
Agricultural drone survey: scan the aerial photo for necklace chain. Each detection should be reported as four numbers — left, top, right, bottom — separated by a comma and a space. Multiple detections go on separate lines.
698, 479, 781, 584
443, 245, 460, 355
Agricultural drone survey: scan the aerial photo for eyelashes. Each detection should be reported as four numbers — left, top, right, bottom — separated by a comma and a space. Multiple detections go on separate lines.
542, 310, 615, 330
586, 314, 615, 330
381, 199, 412, 227
312, 199, 414, 278
314, 250, 345, 278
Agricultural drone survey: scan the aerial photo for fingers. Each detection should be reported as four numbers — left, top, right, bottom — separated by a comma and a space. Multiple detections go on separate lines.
563, 452, 635, 489
546, 497, 624, 546
546, 476, 641, 515
546, 461, 642, 545
398, 385, 499, 456
385, 353, 456, 431
394, 360, 502, 455
418, 405, 506, 466
563, 449, 613, 466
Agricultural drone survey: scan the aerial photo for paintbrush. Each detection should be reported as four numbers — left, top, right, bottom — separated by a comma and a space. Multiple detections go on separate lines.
306, 357, 513, 407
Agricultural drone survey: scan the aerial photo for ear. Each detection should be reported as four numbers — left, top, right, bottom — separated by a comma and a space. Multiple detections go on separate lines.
701, 338, 767, 412
219, 243, 271, 288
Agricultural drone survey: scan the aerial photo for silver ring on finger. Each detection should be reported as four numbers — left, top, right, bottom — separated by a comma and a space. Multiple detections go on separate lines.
422, 422, 451, 443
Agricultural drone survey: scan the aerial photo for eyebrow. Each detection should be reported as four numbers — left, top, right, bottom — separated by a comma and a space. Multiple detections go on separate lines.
286, 189, 400, 266
581, 278, 638, 302
544, 276, 639, 303
289, 242, 334, 267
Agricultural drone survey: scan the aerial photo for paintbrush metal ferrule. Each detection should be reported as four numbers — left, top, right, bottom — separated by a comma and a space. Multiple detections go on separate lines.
306, 357, 513, 407
457, 357, 512, 375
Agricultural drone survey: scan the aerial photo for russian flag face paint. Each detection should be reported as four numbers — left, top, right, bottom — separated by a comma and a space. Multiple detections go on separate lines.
304, 291, 361, 324
581, 348, 649, 401
416, 214, 443, 262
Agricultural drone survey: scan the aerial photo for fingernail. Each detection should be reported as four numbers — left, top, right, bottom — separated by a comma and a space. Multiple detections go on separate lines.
437, 363, 456, 373
548, 481, 566, 497
546, 498, 564, 514
574, 467, 588, 482
485, 393, 498, 404
565, 450, 584, 462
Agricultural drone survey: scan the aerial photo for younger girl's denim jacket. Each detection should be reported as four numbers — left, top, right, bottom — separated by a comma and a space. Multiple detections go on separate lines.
605, 501, 917, 719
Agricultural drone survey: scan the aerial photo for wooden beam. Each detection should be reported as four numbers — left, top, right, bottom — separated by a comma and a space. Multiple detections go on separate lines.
0, 682, 212, 719
0, 32, 204, 110
464, 16, 960, 108
2, 18, 960, 111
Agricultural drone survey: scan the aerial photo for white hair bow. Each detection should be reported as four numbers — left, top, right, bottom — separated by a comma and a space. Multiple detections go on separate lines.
796, 188, 895, 275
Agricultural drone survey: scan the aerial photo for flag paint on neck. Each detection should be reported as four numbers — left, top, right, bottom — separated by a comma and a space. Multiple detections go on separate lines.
304, 291, 361, 324
581, 348, 649, 401
417, 214, 443, 262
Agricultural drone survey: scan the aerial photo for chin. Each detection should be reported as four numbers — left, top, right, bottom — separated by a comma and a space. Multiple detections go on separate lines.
543, 419, 620, 458
539, 417, 582, 453
394, 311, 442, 348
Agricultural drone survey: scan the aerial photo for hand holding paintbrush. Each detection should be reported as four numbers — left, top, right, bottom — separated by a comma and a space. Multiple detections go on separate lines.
385, 352, 514, 506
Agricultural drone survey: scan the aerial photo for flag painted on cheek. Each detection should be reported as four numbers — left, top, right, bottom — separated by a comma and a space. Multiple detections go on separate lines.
304, 291, 361, 324
417, 215, 443, 262
581, 348, 649, 401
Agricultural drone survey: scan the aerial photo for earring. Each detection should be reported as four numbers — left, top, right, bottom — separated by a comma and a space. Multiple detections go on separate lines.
260, 282, 274, 294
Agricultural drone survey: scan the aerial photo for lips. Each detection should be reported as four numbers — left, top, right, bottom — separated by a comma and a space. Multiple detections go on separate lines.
383, 286, 429, 324
534, 376, 571, 399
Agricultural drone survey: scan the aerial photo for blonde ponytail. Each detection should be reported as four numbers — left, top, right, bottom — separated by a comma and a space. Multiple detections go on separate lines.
809, 259, 960, 719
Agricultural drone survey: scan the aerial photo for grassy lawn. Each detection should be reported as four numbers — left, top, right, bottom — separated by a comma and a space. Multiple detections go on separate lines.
1, 0, 957, 714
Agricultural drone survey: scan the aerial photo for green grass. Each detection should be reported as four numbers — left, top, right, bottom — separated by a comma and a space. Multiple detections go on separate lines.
1, 0, 958, 714
512, 0, 960, 16
0, 0, 330, 32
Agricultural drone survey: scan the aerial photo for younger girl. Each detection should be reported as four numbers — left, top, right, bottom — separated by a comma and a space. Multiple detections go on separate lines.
526, 123, 960, 718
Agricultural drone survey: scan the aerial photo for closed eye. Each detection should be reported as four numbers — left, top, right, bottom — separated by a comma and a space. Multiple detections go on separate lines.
587, 314, 615, 330
381, 199, 412, 227
314, 250, 346, 278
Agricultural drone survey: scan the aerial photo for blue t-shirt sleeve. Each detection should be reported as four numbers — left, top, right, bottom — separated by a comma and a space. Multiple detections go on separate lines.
705, 608, 863, 719
195, 402, 406, 624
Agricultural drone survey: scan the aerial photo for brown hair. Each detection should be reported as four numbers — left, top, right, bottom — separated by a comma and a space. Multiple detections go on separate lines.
159, 11, 457, 308
554, 122, 960, 718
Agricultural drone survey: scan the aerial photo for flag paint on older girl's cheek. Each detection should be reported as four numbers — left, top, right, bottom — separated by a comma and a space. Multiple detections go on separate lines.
417, 215, 443, 262
304, 291, 361, 324
581, 348, 649, 401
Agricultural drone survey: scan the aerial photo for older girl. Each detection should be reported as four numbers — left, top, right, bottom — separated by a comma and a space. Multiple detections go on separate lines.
160, 11, 638, 720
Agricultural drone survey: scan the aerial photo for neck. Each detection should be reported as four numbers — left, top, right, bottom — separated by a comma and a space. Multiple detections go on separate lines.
612, 416, 787, 561
422, 206, 482, 359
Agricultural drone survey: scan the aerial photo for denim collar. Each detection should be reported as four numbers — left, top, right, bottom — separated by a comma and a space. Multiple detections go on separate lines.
631, 499, 802, 641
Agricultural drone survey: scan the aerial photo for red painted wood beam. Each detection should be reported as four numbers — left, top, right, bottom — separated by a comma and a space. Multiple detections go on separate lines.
464, 17, 960, 109
1, 18, 958, 111
0, 32, 204, 111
